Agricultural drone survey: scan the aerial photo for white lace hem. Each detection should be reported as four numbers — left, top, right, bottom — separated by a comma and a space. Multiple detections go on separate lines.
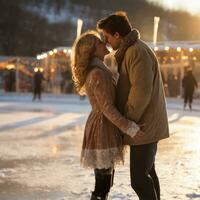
81, 147, 125, 169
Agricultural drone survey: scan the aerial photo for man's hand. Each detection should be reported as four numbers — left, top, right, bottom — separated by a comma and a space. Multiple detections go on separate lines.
132, 130, 144, 142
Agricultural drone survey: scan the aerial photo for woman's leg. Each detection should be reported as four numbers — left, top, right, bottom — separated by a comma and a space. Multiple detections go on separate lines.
91, 168, 114, 199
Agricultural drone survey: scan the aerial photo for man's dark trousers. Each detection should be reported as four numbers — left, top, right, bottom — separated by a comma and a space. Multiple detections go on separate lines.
130, 142, 160, 200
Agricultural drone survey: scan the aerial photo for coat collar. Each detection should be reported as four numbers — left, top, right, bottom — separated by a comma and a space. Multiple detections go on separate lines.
90, 57, 118, 85
90, 57, 112, 75
115, 29, 140, 69
91, 57, 106, 69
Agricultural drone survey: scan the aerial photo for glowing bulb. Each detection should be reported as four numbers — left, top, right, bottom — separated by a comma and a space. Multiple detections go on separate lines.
189, 48, 193, 52
182, 56, 188, 60
49, 51, 53, 55
164, 46, 170, 51
177, 47, 181, 52
34, 67, 39, 72
37, 55, 41, 60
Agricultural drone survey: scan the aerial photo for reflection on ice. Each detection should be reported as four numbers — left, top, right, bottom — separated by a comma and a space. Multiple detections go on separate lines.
168, 113, 180, 123
52, 145, 59, 155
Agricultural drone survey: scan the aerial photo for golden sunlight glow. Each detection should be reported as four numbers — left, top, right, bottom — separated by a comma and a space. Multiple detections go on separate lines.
147, 0, 200, 16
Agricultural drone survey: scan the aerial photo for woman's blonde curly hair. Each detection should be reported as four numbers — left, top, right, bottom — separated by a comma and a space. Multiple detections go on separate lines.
71, 30, 100, 95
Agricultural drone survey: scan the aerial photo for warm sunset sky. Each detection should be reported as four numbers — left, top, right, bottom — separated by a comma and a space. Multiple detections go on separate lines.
147, 0, 200, 16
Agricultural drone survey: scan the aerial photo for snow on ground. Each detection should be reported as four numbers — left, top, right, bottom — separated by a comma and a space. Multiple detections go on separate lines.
0, 93, 200, 200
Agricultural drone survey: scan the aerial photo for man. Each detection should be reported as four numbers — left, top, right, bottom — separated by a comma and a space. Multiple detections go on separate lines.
182, 67, 198, 110
32, 69, 44, 101
97, 11, 169, 200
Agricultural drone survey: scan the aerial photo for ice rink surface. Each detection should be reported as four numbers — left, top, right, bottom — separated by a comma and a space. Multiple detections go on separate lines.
0, 94, 200, 200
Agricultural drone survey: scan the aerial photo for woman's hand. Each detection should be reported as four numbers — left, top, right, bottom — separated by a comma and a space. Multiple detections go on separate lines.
126, 121, 145, 141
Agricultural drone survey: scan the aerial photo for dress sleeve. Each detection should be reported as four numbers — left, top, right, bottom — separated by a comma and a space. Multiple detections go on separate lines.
88, 68, 140, 138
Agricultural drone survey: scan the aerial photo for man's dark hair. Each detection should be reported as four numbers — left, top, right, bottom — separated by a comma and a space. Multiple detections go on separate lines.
97, 11, 132, 37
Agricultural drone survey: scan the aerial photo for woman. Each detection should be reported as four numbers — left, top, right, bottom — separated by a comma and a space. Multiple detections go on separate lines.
71, 31, 143, 200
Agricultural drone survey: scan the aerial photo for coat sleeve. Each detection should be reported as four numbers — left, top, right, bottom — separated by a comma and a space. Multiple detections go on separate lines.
125, 47, 154, 122
88, 68, 139, 137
